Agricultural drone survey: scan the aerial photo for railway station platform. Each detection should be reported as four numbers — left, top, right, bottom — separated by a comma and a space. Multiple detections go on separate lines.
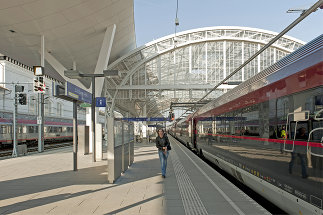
0, 137, 269, 215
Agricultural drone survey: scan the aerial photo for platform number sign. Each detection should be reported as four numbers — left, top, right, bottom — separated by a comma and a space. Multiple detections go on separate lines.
96, 97, 106, 107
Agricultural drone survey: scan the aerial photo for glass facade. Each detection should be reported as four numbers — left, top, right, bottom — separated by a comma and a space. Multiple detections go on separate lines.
105, 27, 304, 116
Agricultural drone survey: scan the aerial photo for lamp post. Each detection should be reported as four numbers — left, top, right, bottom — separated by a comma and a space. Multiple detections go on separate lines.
64, 70, 120, 162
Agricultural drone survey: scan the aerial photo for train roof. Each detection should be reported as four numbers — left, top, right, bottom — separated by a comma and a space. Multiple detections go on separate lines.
194, 34, 323, 118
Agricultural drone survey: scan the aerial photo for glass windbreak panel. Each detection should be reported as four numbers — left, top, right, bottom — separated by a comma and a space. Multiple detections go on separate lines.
123, 123, 129, 144
129, 124, 134, 142
114, 121, 123, 147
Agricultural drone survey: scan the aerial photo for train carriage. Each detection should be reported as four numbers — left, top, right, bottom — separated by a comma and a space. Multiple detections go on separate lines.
174, 35, 323, 214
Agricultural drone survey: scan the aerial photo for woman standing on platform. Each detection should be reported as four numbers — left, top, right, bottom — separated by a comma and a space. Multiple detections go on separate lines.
156, 129, 171, 178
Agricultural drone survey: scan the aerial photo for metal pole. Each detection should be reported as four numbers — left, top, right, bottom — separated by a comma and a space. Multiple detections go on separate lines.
92, 76, 96, 162
12, 85, 18, 157
38, 35, 45, 152
73, 100, 78, 171
38, 93, 44, 152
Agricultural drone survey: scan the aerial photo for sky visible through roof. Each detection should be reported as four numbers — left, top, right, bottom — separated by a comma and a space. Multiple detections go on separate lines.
134, 0, 323, 47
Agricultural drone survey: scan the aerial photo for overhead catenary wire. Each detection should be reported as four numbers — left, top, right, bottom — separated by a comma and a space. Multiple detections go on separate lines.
196, 0, 323, 104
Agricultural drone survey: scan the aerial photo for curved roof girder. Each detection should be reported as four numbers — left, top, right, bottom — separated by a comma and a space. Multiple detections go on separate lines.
110, 37, 301, 89
105, 26, 305, 117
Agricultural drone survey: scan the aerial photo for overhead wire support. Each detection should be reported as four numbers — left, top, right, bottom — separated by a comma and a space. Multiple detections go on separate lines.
197, 0, 323, 103
174, 0, 179, 44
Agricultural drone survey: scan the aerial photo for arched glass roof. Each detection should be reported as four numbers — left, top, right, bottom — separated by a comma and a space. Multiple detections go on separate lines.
104, 26, 305, 117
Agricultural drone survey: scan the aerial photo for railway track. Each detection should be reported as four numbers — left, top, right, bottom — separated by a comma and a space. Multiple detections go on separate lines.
0, 142, 73, 158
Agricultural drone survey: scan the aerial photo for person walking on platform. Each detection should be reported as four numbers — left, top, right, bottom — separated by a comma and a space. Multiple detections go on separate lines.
156, 129, 171, 178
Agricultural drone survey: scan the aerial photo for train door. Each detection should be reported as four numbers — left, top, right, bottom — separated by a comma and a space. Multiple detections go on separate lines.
284, 111, 310, 152
307, 109, 323, 165
191, 118, 197, 149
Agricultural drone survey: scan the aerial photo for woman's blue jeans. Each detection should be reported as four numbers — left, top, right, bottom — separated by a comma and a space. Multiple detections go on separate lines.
158, 150, 169, 176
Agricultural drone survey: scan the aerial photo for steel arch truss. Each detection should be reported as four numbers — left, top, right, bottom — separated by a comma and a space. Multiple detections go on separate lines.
105, 26, 304, 117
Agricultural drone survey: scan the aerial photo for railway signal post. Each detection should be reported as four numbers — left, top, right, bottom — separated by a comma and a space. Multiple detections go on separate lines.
33, 65, 45, 153
12, 85, 26, 157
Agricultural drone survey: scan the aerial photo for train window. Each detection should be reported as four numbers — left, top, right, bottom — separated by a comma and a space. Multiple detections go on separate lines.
269, 125, 278, 139
277, 97, 289, 119
8, 125, 12, 134
62, 127, 67, 132
314, 95, 323, 111
35, 126, 38, 133
28, 126, 34, 133
312, 121, 323, 142
22, 126, 27, 134
288, 122, 308, 140
1, 125, 7, 134
49, 126, 53, 133
58, 127, 62, 133
242, 105, 260, 136
67, 127, 72, 133
44, 126, 48, 133
18, 126, 22, 134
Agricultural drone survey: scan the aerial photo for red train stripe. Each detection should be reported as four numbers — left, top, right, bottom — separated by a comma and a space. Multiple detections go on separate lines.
198, 62, 323, 119
198, 133, 323, 148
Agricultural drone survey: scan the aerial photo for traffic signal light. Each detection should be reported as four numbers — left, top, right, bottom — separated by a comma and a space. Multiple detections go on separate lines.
18, 93, 27, 105
33, 77, 45, 93
33, 78, 39, 92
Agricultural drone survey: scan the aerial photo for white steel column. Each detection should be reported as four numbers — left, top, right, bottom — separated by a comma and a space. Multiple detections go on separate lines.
94, 24, 116, 97
129, 75, 132, 101
142, 104, 147, 139
223, 41, 226, 79
257, 44, 261, 73
205, 42, 208, 83
189, 45, 192, 83
274, 48, 277, 63
241, 42, 244, 81
92, 24, 116, 160
157, 56, 161, 85
86, 107, 92, 153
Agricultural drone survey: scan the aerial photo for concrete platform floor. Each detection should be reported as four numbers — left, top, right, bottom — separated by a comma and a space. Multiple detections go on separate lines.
0, 140, 269, 215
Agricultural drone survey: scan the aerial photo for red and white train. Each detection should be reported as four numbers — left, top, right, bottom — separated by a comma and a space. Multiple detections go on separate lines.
171, 35, 323, 214
0, 112, 85, 148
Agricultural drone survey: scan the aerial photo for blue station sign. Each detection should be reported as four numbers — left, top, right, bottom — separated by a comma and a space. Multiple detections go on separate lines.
121, 117, 170, 122
65, 82, 92, 104
96, 97, 106, 107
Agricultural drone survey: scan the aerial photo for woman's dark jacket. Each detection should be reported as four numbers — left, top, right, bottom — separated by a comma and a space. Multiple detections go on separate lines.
156, 134, 170, 151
